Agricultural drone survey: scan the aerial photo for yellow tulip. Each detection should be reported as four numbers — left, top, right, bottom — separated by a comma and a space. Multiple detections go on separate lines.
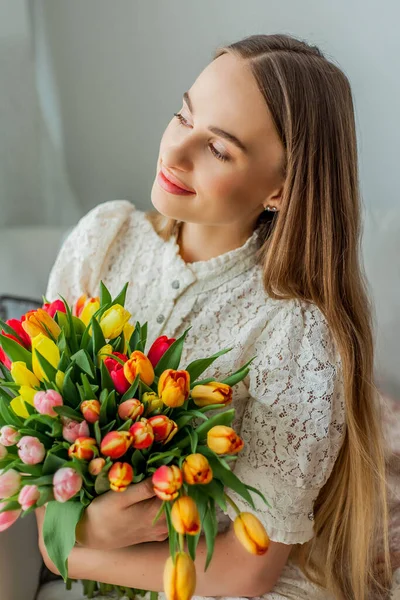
163, 552, 196, 600
233, 512, 270, 555
10, 362, 40, 388
124, 351, 155, 386
97, 344, 113, 366
191, 382, 232, 408
158, 369, 190, 408
31, 334, 60, 382
10, 396, 30, 418
142, 392, 163, 415
22, 309, 61, 340
171, 496, 201, 535
207, 425, 244, 455
55, 370, 65, 390
99, 305, 131, 340
80, 298, 101, 326
19, 386, 37, 406
123, 322, 135, 354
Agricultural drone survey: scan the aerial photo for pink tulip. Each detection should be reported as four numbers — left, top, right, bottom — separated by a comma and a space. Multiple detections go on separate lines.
0, 501, 21, 532
61, 418, 90, 443
0, 469, 21, 499
17, 436, 46, 465
0, 444, 8, 460
0, 426, 21, 447
53, 467, 83, 502
18, 484, 40, 510
34, 389, 64, 417
88, 457, 106, 476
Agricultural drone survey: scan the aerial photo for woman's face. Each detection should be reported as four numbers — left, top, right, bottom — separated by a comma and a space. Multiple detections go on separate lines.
151, 52, 285, 232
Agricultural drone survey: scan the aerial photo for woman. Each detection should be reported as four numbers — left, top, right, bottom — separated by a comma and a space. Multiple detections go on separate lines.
36, 34, 392, 599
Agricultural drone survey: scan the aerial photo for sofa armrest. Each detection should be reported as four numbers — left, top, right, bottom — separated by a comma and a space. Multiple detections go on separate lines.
0, 512, 43, 600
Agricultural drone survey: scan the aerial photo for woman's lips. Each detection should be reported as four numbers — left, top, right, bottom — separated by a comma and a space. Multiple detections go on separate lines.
157, 168, 195, 195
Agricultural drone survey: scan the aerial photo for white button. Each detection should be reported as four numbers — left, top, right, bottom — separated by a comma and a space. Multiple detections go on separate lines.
171, 280, 180, 289
156, 314, 165, 324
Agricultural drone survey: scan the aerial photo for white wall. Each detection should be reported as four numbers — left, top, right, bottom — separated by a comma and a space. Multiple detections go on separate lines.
27, 1, 400, 395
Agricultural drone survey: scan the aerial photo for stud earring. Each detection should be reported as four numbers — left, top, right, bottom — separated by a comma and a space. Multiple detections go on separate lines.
264, 205, 278, 212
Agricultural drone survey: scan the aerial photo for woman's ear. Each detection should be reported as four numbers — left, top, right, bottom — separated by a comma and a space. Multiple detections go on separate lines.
263, 185, 284, 212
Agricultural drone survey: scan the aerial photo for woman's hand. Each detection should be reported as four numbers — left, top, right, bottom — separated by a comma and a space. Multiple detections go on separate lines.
75, 477, 168, 549
35, 477, 169, 555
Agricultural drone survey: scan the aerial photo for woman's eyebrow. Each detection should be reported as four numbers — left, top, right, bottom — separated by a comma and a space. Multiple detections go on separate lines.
183, 91, 248, 154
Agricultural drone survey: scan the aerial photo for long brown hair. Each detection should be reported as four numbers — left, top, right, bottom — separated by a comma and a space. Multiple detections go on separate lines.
146, 34, 392, 600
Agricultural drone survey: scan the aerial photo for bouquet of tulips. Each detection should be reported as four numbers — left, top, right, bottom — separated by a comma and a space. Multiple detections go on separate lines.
0, 281, 271, 600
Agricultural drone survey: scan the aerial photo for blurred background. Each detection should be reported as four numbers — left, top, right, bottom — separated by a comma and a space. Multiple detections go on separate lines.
0, 0, 399, 400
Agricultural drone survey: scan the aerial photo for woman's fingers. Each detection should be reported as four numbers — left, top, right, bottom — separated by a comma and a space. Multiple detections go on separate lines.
119, 477, 156, 507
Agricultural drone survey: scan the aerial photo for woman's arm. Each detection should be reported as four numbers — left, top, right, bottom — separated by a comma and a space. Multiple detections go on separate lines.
42, 522, 292, 597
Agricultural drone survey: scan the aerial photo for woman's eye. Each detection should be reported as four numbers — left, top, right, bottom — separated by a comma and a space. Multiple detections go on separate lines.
173, 112, 230, 162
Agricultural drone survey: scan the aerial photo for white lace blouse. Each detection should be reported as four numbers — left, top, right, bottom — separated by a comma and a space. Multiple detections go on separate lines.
44, 199, 346, 600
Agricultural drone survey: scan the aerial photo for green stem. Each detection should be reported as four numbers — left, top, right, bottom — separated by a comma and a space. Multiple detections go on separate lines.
179, 533, 185, 553
224, 493, 241, 515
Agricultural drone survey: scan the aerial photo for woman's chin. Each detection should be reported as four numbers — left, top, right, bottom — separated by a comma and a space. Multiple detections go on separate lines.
150, 183, 194, 220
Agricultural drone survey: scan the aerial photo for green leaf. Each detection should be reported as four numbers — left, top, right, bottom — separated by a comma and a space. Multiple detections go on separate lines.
174, 409, 235, 449
94, 420, 102, 446
188, 429, 198, 454
203, 502, 217, 570
36, 486, 54, 507
94, 469, 111, 494
0, 334, 32, 370
12, 462, 43, 476
154, 327, 192, 377
18, 427, 52, 447
131, 449, 146, 473
58, 294, 78, 354
22, 474, 55, 486
81, 373, 97, 400
42, 453, 67, 476
117, 418, 132, 432
121, 374, 140, 402
112, 334, 125, 354
0, 319, 26, 345
129, 324, 141, 353
70, 349, 95, 379
220, 356, 256, 387
201, 479, 228, 511
186, 529, 201, 562
35, 349, 58, 383
100, 359, 114, 392
57, 348, 71, 372
140, 323, 148, 353
245, 484, 272, 509
90, 317, 107, 359
99, 281, 112, 307
186, 348, 233, 386
43, 500, 84, 581
147, 449, 182, 466
62, 367, 80, 408
0, 500, 21, 513
0, 396, 24, 427
164, 501, 177, 560
111, 282, 129, 308
53, 405, 84, 422
100, 419, 116, 436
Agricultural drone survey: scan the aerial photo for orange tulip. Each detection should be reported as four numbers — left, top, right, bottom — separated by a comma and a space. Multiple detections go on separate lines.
191, 381, 233, 407
22, 308, 61, 340
80, 399, 101, 423
171, 496, 201, 535
233, 512, 270, 555
100, 430, 133, 459
108, 462, 134, 492
163, 552, 196, 600
68, 437, 98, 461
79, 298, 101, 326
117, 399, 144, 421
182, 454, 213, 485
129, 418, 154, 449
158, 369, 190, 408
123, 351, 155, 386
147, 415, 178, 444
152, 465, 183, 501
207, 425, 244, 454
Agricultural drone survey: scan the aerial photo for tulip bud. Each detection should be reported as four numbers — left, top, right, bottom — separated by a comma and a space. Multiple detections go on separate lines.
0, 426, 21, 447
191, 381, 233, 408
124, 351, 155, 387
182, 454, 213, 485
100, 430, 132, 459
104, 353, 131, 395
233, 512, 270, 555
79, 298, 101, 326
17, 436, 46, 465
42, 299, 66, 318
163, 552, 196, 600
0, 444, 7, 460
80, 399, 101, 423
123, 322, 135, 355
152, 465, 183, 501
0, 469, 21, 499
3, 318, 31, 349
53, 467, 83, 502
18, 484, 40, 510
97, 343, 113, 366
117, 399, 144, 421
0, 501, 21, 532
147, 335, 175, 368
88, 457, 106, 476
147, 415, 178, 444
129, 418, 154, 449
10, 361, 40, 388
158, 369, 190, 408
74, 294, 89, 318
55, 370, 65, 390
171, 496, 201, 535
0, 347, 11, 370
62, 418, 90, 443
142, 392, 163, 415
31, 333, 60, 382
22, 308, 61, 340
68, 437, 98, 461
34, 389, 63, 417
207, 426, 244, 454
99, 305, 131, 340
108, 462, 134, 492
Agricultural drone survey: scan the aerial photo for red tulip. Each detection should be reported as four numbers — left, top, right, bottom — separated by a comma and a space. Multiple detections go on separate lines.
100, 430, 132, 459
0, 347, 11, 370
2, 318, 31, 349
104, 353, 130, 395
42, 299, 66, 318
147, 335, 176, 368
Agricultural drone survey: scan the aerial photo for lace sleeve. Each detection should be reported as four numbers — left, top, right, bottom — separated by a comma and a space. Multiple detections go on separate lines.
224, 300, 346, 545
45, 200, 135, 306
